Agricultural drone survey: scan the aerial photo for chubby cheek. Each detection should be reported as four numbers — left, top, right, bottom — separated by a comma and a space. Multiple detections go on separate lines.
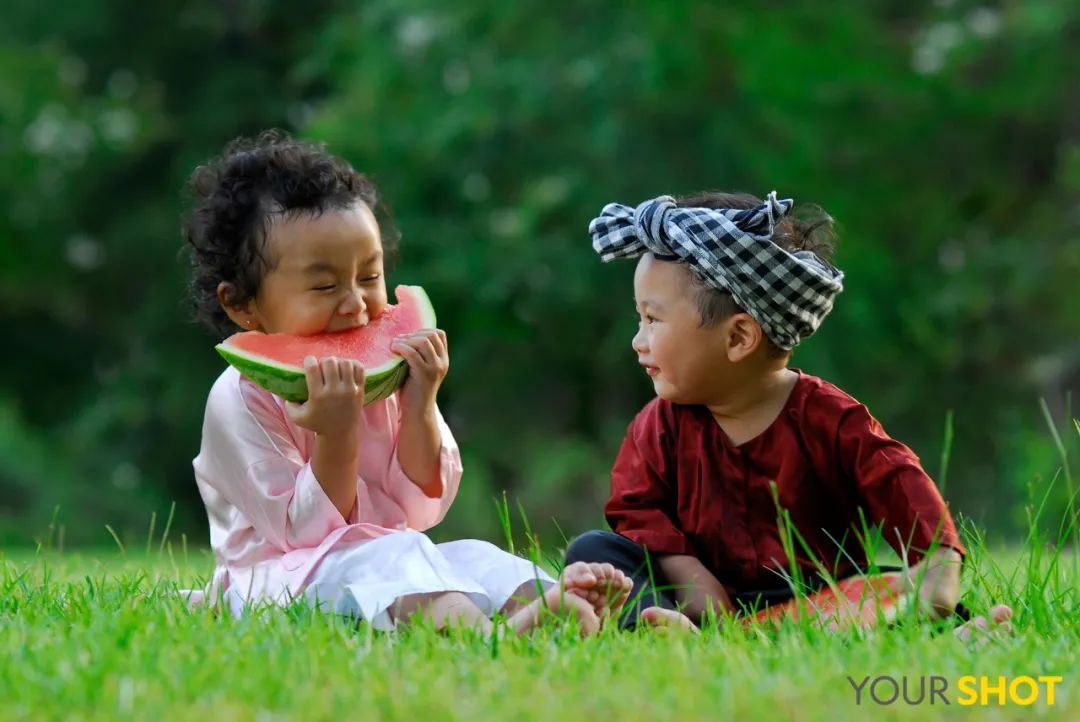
651, 335, 713, 404
270, 294, 338, 335
287, 308, 334, 336
651, 373, 691, 404
649, 332, 676, 374
367, 285, 389, 320
648, 335, 682, 391
653, 369, 707, 405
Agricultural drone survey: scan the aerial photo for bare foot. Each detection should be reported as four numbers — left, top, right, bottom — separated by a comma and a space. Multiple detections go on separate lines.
562, 562, 633, 623
954, 604, 1013, 644
640, 606, 700, 634
507, 566, 602, 636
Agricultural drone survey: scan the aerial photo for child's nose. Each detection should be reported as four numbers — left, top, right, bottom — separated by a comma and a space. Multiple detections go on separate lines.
339, 286, 367, 317
631, 326, 648, 353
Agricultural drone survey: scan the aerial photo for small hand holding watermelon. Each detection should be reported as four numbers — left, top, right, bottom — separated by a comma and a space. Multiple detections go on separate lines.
215, 286, 437, 404
282, 356, 367, 436
391, 328, 450, 415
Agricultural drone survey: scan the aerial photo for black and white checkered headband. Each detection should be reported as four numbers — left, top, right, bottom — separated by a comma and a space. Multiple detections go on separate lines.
589, 192, 844, 349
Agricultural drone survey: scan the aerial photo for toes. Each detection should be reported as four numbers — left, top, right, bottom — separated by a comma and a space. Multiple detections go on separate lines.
639, 607, 699, 634
561, 562, 598, 588
954, 610, 1016, 644
562, 564, 633, 617
640, 606, 663, 625
989, 604, 1013, 624
562, 561, 587, 578
596, 563, 616, 580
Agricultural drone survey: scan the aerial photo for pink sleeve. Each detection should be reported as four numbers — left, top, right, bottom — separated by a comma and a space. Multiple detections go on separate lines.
196, 371, 350, 551
378, 395, 462, 531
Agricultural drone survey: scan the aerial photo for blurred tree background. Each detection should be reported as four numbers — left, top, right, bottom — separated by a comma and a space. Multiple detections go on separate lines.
1, 0, 1077, 549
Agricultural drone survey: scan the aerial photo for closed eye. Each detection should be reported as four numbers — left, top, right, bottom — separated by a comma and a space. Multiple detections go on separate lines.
312, 285, 336, 292
358, 274, 381, 283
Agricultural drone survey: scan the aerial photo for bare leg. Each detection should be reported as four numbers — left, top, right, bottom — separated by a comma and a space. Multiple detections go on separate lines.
507, 588, 599, 636
390, 591, 492, 633
499, 562, 632, 627
499, 579, 545, 619
390, 563, 632, 636
505, 563, 612, 636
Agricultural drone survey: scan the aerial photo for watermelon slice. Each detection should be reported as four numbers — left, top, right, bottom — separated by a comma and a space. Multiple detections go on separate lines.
752, 571, 909, 629
215, 285, 436, 404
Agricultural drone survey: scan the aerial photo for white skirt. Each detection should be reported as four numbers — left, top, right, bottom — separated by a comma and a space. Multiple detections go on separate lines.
225, 530, 555, 630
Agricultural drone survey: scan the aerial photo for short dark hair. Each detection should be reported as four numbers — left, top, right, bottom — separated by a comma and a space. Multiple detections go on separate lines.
182, 129, 396, 337
674, 191, 837, 356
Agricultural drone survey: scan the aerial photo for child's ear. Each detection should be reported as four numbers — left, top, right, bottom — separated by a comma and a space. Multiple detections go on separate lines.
725, 312, 763, 362
216, 281, 259, 331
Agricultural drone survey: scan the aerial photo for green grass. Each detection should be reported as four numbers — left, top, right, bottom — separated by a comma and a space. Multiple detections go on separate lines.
1, 530, 1077, 722
2, 420, 1076, 720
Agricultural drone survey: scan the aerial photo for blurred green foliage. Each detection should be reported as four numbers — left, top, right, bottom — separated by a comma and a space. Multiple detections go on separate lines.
1, 0, 1077, 548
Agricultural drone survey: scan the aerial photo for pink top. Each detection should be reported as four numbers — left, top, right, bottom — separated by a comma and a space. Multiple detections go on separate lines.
192, 367, 462, 602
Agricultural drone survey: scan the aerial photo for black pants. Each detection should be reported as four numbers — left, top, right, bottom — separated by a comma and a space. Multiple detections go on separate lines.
565, 530, 969, 628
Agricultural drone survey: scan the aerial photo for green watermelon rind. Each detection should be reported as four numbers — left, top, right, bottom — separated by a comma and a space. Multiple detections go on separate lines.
215, 346, 406, 404
215, 285, 436, 405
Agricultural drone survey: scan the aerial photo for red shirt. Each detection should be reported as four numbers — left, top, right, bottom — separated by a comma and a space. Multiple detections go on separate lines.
606, 371, 964, 592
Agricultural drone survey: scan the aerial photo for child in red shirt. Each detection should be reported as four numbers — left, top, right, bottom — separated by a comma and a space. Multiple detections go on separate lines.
567, 191, 1010, 633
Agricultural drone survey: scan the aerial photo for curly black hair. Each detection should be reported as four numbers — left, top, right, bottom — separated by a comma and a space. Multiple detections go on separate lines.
182, 129, 397, 337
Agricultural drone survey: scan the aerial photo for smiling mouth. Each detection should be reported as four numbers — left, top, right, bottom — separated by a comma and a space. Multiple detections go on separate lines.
641, 364, 660, 377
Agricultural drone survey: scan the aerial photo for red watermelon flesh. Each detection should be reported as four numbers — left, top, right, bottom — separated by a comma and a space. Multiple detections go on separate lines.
215, 285, 435, 403
751, 572, 909, 629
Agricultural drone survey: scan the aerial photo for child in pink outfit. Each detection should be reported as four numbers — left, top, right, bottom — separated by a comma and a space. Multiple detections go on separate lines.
183, 131, 629, 633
